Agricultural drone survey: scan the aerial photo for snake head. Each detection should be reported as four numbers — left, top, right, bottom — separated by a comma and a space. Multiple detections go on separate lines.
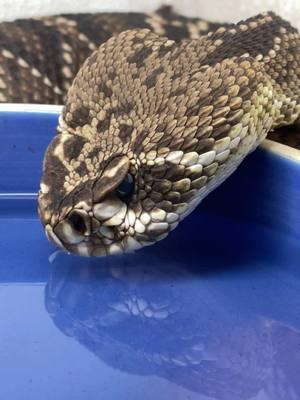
39, 139, 141, 256
37, 28, 252, 257
39, 124, 168, 257
39, 21, 286, 256
38, 120, 184, 257
38, 30, 191, 257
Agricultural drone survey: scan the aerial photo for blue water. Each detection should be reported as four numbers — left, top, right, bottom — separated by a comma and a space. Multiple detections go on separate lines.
0, 110, 299, 399
0, 206, 299, 400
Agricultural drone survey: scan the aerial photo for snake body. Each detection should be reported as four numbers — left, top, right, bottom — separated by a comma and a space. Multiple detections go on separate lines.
2, 7, 299, 256
0, 7, 221, 104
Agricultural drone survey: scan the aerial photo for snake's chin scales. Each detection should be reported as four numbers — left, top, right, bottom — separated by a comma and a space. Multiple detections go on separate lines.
11, 8, 296, 257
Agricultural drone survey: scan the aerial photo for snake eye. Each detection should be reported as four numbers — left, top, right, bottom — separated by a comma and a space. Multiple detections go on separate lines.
68, 211, 87, 235
115, 173, 135, 200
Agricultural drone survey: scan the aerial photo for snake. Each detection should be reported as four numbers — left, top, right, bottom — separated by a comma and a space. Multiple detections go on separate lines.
1, 7, 299, 256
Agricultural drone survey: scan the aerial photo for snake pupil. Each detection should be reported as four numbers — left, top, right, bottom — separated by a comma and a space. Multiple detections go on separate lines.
116, 173, 135, 200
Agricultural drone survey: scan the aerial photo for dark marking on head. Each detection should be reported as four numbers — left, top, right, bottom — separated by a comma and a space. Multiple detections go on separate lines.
114, 102, 133, 117
212, 123, 231, 140
97, 110, 113, 133
75, 162, 89, 177
97, 81, 113, 98
181, 137, 199, 152
63, 135, 87, 160
40, 137, 69, 215
144, 66, 164, 88
157, 42, 176, 57
65, 105, 91, 128
156, 122, 167, 132
133, 130, 147, 152
132, 36, 145, 45
119, 124, 134, 144
185, 104, 201, 118
171, 87, 186, 97
107, 71, 115, 81
88, 146, 102, 160
127, 46, 153, 68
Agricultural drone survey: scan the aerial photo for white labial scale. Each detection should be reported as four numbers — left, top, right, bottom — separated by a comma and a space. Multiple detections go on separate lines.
230, 136, 241, 149
45, 225, 65, 248
240, 126, 249, 139
150, 208, 167, 222
198, 150, 216, 166
229, 123, 243, 139
102, 237, 113, 245
147, 222, 169, 234
103, 203, 127, 226
93, 198, 122, 220
140, 212, 151, 225
98, 225, 114, 239
166, 213, 178, 223
108, 243, 123, 255
75, 243, 90, 257
128, 209, 136, 226
166, 150, 184, 164
186, 164, 203, 175
154, 157, 165, 166
125, 236, 143, 251
180, 152, 199, 166
134, 219, 146, 233
214, 137, 231, 153
122, 215, 129, 230
60, 222, 83, 244
215, 149, 230, 163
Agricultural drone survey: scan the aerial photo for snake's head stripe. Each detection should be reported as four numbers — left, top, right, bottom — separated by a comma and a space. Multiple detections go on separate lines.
38, 14, 300, 257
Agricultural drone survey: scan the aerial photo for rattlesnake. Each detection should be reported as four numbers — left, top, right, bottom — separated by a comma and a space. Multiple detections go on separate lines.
2, 7, 299, 256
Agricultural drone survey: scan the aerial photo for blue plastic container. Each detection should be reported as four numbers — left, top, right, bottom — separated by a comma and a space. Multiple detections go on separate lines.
0, 104, 299, 400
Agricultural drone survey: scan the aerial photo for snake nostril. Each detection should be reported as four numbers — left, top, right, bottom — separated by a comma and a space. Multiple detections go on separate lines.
68, 211, 87, 235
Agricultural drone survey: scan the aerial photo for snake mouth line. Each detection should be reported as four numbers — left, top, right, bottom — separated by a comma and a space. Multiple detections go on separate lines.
45, 220, 156, 257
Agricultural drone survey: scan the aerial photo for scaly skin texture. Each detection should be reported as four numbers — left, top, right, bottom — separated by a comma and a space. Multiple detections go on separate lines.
0, 7, 221, 104
0, 6, 299, 149
38, 12, 300, 257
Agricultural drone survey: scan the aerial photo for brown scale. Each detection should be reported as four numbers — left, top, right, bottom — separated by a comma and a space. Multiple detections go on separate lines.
0, 7, 299, 149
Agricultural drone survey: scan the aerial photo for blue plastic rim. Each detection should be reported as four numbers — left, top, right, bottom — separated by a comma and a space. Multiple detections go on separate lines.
0, 105, 299, 400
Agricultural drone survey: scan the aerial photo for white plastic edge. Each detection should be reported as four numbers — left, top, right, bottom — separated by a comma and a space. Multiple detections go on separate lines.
261, 139, 300, 163
0, 103, 63, 113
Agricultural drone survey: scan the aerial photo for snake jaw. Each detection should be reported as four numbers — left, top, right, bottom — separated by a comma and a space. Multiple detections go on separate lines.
45, 225, 67, 250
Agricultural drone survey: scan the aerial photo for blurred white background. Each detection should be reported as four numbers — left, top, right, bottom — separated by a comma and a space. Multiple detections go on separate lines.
0, 0, 299, 28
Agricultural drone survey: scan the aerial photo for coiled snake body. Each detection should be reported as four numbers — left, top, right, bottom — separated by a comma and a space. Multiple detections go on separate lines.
2, 7, 299, 256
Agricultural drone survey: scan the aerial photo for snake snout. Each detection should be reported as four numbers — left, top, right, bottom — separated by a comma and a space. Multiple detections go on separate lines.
53, 210, 90, 246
